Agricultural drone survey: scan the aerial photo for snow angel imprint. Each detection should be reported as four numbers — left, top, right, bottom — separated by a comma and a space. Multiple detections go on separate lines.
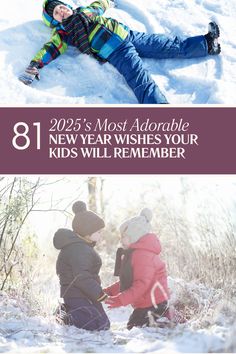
19, 0, 221, 104
104, 208, 170, 330
53, 201, 110, 331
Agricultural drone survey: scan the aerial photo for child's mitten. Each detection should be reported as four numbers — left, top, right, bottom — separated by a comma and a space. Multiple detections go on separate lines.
105, 295, 122, 308
97, 291, 108, 302
109, 0, 117, 8
19, 63, 40, 85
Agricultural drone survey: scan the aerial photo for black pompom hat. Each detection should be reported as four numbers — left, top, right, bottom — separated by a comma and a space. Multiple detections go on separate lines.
46, 0, 64, 17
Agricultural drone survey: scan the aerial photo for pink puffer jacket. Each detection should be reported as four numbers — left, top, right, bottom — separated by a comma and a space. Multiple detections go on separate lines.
104, 233, 169, 309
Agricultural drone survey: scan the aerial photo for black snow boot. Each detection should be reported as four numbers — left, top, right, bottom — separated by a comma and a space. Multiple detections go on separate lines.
54, 303, 71, 325
205, 21, 221, 55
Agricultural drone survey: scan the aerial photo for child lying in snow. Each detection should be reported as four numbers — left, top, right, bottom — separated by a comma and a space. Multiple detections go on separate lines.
104, 208, 171, 330
19, 0, 221, 104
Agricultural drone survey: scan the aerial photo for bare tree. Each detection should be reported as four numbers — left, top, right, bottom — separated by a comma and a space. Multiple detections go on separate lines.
99, 178, 105, 215
0, 177, 40, 291
87, 177, 105, 216
88, 177, 98, 212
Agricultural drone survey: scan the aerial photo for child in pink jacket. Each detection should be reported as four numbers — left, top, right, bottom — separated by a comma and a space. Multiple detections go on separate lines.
104, 208, 170, 329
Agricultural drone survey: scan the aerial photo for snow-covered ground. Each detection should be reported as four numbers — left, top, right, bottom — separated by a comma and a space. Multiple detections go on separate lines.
0, 278, 235, 353
0, 0, 236, 104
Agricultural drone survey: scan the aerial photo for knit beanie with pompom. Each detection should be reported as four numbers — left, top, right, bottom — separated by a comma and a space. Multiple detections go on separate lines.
72, 201, 105, 237
119, 208, 153, 244
45, 0, 65, 17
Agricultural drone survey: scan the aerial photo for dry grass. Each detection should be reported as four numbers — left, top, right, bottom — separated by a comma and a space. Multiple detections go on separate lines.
153, 197, 236, 297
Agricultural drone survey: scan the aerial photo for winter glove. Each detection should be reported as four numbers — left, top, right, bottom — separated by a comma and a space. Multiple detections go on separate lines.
97, 291, 108, 302
105, 295, 122, 309
19, 63, 40, 85
103, 287, 113, 296
103, 281, 120, 297
109, 0, 117, 8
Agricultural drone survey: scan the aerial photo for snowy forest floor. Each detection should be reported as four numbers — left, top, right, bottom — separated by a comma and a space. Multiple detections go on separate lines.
0, 278, 235, 353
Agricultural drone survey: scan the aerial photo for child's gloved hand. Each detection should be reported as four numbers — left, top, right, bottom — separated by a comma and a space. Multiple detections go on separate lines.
97, 291, 108, 302
105, 295, 122, 309
109, 0, 117, 8
102, 287, 112, 296
19, 64, 40, 85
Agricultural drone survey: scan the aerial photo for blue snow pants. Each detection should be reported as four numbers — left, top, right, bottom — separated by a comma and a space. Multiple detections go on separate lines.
64, 297, 110, 331
107, 31, 208, 104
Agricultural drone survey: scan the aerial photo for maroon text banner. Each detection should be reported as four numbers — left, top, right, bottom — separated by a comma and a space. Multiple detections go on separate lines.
0, 107, 235, 174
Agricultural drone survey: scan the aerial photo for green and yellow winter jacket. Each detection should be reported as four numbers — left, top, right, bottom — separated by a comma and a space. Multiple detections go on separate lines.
32, 0, 129, 67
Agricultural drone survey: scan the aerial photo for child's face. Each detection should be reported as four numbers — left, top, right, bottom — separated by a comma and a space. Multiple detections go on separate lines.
53, 5, 73, 22
89, 229, 103, 243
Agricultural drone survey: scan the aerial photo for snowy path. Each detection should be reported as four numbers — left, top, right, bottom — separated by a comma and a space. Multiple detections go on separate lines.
0, 277, 234, 353
0, 0, 236, 104
0, 298, 229, 353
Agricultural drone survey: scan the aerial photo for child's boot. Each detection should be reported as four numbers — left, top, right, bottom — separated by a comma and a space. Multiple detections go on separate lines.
205, 21, 221, 55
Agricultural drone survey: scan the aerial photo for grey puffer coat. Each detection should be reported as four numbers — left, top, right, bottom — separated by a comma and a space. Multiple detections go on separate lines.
53, 228, 103, 302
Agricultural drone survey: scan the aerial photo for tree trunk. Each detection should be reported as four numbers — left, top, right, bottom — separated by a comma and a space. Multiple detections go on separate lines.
88, 177, 97, 212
